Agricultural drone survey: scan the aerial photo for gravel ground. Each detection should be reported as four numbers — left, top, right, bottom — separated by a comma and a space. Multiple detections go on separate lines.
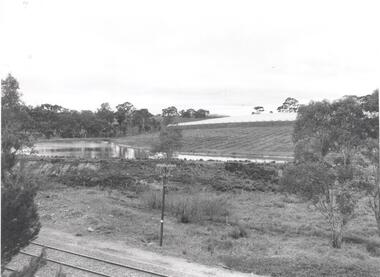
6, 227, 257, 277
6, 243, 166, 277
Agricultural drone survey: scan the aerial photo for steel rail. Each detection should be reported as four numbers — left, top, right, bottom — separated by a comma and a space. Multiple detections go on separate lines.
20, 250, 113, 277
29, 242, 169, 277
3, 266, 41, 277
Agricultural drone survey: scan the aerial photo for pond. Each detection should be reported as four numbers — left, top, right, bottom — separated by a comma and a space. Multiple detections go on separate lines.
33, 140, 150, 159
32, 140, 290, 163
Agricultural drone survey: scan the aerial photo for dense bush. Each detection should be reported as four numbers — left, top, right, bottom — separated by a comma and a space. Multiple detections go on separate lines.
62, 169, 138, 189
224, 162, 278, 181
2, 74, 43, 273
59, 165, 150, 193
279, 162, 334, 200
1, 175, 41, 267
25, 158, 281, 193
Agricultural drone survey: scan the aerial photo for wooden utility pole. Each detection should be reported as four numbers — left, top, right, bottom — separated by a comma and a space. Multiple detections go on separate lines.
156, 164, 176, 247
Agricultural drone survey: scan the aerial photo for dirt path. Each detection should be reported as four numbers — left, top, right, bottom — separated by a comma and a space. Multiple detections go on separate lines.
36, 227, 264, 277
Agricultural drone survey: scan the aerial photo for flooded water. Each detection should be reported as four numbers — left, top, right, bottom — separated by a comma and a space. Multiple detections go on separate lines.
32, 140, 290, 163
33, 140, 150, 159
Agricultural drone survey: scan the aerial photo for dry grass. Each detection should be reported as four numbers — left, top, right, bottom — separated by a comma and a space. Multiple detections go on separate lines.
36, 182, 380, 277
141, 191, 229, 223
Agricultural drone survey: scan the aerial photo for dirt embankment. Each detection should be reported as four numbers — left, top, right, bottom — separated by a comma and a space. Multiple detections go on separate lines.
19, 156, 282, 192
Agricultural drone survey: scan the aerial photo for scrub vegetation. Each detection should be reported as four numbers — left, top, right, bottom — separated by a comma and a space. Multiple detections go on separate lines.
20, 154, 380, 277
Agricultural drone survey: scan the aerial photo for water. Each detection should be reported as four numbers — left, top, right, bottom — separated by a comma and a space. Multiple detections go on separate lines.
177, 154, 288, 163
32, 140, 290, 163
33, 140, 150, 159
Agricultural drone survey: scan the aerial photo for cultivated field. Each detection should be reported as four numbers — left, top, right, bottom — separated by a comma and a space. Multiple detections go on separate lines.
113, 123, 294, 158
173, 113, 297, 127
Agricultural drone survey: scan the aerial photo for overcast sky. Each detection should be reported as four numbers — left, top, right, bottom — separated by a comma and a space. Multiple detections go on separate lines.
0, 0, 379, 116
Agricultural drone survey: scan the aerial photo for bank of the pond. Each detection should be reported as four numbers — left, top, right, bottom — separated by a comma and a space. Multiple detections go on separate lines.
20, 156, 283, 192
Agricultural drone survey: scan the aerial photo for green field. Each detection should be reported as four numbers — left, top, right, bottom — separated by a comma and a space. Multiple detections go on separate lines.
113, 122, 295, 158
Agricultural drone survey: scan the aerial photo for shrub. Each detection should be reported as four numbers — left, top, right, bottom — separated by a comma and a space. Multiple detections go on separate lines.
205, 238, 234, 253
141, 190, 162, 210
141, 191, 229, 223
61, 167, 146, 192
169, 193, 229, 223
366, 243, 380, 257
224, 162, 277, 182
229, 224, 248, 239
1, 175, 41, 267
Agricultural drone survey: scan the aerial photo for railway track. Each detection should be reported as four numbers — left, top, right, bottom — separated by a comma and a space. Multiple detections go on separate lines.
4, 241, 170, 277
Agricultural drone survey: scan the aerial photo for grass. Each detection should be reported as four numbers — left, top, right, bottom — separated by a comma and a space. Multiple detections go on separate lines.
113, 123, 294, 158
219, 255, 380, 277
30, 158, 380, 277
141, 191, 229, 223
35, 183, 380, 277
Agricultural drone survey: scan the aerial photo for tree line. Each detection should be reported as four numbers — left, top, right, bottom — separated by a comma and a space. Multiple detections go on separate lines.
252, 97, 300, 114
2, 74, 210, 139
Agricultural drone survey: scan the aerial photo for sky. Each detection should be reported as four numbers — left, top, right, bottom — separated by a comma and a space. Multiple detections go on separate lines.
0, 0, 379, 116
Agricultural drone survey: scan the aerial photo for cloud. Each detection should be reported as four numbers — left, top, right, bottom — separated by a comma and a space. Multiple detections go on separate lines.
0, 0, 379, 115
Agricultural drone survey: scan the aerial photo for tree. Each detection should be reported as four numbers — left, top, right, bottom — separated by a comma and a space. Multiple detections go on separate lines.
1, 74, 34, 174
180, 109, 196, 118
78, 110, 101, 137
132, 109, 152, 133
282, 161, 359, 248
162, 106, 179, 125
358, 89, 379, 139
252, 106, 264, 114
1, 74, 41, 270
115, 102, 135, 134
29, 104, 65, 139
162, 106, 179, 117
194, 109, 210, 118
283, 95, 374, 248
96, 103, 115, 137
2, 175, 41, 267
153, 127, 183, 159
277, 97, 299, 113
96, 102, 114, 124
356, 90, 379, 235
361, 138, 380, 235
57, 110, 82, 138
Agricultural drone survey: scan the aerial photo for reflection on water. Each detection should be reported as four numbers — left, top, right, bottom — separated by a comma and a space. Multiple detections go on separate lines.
34, 141, 149, 159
